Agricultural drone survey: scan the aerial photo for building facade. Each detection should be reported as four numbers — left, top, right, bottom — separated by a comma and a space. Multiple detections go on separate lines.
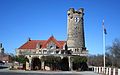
16, 36, 67, 56
16, 8, 88, 70
0, 43, 12, 63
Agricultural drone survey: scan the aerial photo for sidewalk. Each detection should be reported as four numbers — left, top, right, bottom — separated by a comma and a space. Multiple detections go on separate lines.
0, 69, 100, 75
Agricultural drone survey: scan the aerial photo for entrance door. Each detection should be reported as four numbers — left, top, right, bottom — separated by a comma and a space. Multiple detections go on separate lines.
31, 57, 41, 70
61, 57, 69, 71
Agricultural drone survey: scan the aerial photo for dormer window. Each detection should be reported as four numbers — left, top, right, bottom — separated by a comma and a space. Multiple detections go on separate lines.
56, 46, 59, 49
50, 46, 54, 49
36, 43, 41, 49
40, 45, 42, 48
47, 41, 56, 49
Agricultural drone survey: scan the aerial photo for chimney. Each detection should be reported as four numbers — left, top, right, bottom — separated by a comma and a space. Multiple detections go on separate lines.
28, 37, 31, 42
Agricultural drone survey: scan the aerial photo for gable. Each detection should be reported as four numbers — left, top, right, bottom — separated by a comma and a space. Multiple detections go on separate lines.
18, 36, 66, 50
42, 36, 62, 49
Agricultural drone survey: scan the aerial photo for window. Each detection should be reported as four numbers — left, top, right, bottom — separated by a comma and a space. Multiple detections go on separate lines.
77, 48, 79, 52
75, 49, 77, 52
56, 51, 59, 54
47, 41, 56, 49
75, 16, 79, 23
40, 45, 42, 48
56, 46, 59, 49
43, 50, 47, 54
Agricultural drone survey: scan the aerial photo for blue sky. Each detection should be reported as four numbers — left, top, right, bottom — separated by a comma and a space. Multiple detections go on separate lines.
0, 0, 120, 55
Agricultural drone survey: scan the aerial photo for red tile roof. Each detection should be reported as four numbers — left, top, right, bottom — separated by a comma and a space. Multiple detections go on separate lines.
18, 36, 66, 50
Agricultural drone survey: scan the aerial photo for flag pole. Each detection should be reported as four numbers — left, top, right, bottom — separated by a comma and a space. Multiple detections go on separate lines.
102, 20, 106, 73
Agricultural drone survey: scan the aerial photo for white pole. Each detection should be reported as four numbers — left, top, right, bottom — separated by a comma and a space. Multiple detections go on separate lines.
113, 68, 116, 75
102, 20, 106, 74
109, 68, 111, 75
106, 67, 108, 75
118, 69, 120, 75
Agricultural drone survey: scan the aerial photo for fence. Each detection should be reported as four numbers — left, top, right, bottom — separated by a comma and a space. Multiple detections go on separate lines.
93, 67, 120, 75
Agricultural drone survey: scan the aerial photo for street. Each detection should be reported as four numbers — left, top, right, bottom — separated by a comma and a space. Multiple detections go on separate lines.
0, 69, 99, 75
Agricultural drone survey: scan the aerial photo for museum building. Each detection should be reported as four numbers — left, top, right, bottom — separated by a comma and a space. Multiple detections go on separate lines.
16, 8, 88, 71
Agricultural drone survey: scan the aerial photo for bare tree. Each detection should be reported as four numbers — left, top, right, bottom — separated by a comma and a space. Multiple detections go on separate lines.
107, 38, 120, 68
88, 54, 104, 66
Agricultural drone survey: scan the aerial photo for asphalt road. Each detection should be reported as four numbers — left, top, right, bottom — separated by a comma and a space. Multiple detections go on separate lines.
0, 68, 99, 75
0, 71, 99, 75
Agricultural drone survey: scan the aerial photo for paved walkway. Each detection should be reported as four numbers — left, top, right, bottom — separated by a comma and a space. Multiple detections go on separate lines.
78, 71, 100, 75
0, 68, 100, 75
